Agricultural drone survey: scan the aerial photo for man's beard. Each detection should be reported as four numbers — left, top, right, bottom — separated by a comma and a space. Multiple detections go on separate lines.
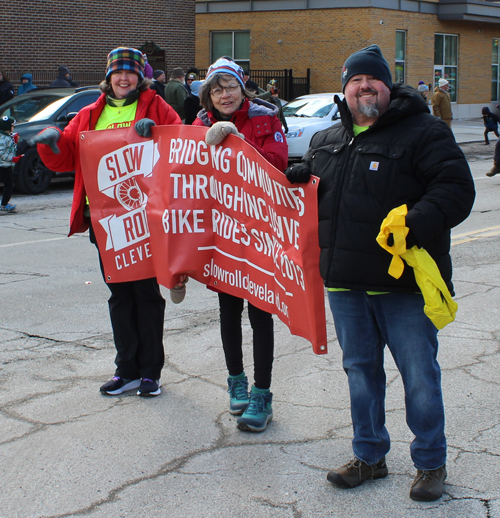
352, 89, 380, 120
357, 101, 379, 119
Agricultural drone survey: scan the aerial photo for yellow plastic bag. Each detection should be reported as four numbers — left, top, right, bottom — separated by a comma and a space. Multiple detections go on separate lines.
376, 205, 457, 330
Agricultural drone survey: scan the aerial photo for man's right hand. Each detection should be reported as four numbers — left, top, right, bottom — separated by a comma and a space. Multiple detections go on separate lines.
285, 163, 312, 184
29, 128, 60, 154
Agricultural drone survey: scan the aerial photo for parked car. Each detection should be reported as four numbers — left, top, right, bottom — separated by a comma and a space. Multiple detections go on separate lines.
284, 93, 343, 161
0, 87, 101, 194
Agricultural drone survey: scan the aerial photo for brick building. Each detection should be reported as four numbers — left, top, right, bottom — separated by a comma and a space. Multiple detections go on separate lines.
0, 0, 195, 89
196, 0, 500, 117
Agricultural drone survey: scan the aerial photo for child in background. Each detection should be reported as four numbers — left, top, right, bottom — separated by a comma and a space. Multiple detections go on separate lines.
0, 116, 22, 212
482, 107, 500, 145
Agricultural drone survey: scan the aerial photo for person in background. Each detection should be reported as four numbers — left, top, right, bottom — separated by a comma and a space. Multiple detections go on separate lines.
257, 79, 288, 133
50, 65, 79, 88
150, 70, 166, 100
185, 72, 197, 94
165, 67, 188, 121
0, 71, 15, 105
184, 80, 202, 125
417, 84, 429, 103
0, 116, 22, 212
18, 73, 37, 95
31, 47, 182, 398
192, 58, 287, 433
186, 67, 200, 79
481, 106, 500, 145
486, 138, 500, 177
243, 70, 259, 95
432, 78, 452, 127
285, 44, 474, 502
142, 53, 154, 79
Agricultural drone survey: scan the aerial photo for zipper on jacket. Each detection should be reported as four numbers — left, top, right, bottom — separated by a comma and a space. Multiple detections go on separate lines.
323, 132, 357, 284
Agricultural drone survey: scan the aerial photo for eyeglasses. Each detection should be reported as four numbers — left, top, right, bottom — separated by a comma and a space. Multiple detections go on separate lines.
210, 84, 240, 97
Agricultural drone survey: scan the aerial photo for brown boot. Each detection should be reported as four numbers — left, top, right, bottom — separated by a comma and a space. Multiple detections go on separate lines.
486, 162, 500, 177
327, 457, 388, 489
410, 465, 447, 502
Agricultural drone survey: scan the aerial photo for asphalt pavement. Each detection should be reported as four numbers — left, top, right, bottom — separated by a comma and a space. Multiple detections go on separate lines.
1, 118, 499, 518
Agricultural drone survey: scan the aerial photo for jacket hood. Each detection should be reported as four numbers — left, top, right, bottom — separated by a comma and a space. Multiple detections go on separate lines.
335, 83, 430, 137
21, 73, 33, 83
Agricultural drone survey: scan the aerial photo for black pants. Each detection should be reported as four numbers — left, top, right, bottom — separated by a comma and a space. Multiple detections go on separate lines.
93, 226, 165, 380
485, 127, 499, 144
0, 166, 14, 206
218, 292, 274, 389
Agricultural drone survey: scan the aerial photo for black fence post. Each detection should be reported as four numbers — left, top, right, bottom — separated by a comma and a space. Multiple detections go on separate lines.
288, 69, 294, 101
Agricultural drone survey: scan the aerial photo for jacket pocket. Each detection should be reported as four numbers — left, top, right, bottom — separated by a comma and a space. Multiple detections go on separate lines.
310, 141, 347, 160
354, 143, 405, 160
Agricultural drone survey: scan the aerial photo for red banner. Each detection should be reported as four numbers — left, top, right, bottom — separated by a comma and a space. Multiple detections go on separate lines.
80, 126, 327, 354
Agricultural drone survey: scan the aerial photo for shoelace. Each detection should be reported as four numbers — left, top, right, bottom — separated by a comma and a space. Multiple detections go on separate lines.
229, 379, 248, 400
244, 394, 267, 416
416, 470, 435, 482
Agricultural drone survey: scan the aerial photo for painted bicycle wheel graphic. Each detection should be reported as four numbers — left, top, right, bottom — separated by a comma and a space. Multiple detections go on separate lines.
115, 177, 144, 210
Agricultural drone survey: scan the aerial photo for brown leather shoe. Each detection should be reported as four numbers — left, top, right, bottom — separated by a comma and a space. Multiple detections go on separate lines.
410, 465, 447, 502
327, 457, 388, 489
486, 163, 500, 177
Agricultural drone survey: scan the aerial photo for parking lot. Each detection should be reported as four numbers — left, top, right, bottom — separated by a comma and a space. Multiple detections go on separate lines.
1, 122, 500, 517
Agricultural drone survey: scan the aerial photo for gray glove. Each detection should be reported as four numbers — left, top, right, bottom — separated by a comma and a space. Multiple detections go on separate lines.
29, 128, 60, 154
206, 121, 245, 146
135, 118, 156, 138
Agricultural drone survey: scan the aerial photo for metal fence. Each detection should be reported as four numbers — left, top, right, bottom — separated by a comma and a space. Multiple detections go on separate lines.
197, 69, 310, 101
7, 69, 310, 100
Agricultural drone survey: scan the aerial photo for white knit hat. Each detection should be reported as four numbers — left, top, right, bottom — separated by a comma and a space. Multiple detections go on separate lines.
438, 78, 449, 87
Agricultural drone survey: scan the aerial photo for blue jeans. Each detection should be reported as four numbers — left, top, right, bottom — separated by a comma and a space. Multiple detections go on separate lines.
328, 290, 446, 470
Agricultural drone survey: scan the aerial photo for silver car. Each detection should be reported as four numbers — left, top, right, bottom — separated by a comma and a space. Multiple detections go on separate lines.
284, 93, 343, 161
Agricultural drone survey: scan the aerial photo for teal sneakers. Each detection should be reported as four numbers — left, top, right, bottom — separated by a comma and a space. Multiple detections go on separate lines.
227, 374, 250, 415
237, 387, 273, 432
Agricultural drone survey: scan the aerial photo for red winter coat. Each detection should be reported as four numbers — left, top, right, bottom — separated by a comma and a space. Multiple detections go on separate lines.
37, 89, 181, 236
193, 97, 288, 172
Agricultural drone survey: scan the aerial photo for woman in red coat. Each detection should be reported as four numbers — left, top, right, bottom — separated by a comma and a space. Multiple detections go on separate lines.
32, 48, 181, 397
193, 58, 288, 432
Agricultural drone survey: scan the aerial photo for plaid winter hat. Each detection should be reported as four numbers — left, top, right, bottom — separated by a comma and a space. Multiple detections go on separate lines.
0, 116, 15, 132
206, 58, 245, 89
106, 47, 145, 80
341, 44, 393, 92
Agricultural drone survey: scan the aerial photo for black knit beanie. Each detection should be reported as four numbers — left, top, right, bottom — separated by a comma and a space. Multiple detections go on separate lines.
341, 45, 393, 92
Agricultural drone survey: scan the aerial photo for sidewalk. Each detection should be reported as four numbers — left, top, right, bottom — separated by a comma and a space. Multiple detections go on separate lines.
1, 127, 499, 518
452, 117, 485, 144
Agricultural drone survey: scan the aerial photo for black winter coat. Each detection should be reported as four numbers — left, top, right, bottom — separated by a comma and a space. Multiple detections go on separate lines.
302, 83, 475, 295
0, 80, 15, 106
184, 94, 202, 125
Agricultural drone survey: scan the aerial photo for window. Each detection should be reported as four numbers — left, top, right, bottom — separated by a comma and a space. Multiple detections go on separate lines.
434, 34, 458, 102
493, 39, 500, 102
395, 31, 406, 83
211, 32, 250, 70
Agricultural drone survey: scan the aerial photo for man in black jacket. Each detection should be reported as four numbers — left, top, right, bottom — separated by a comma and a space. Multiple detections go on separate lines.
285, 45, 475, 502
